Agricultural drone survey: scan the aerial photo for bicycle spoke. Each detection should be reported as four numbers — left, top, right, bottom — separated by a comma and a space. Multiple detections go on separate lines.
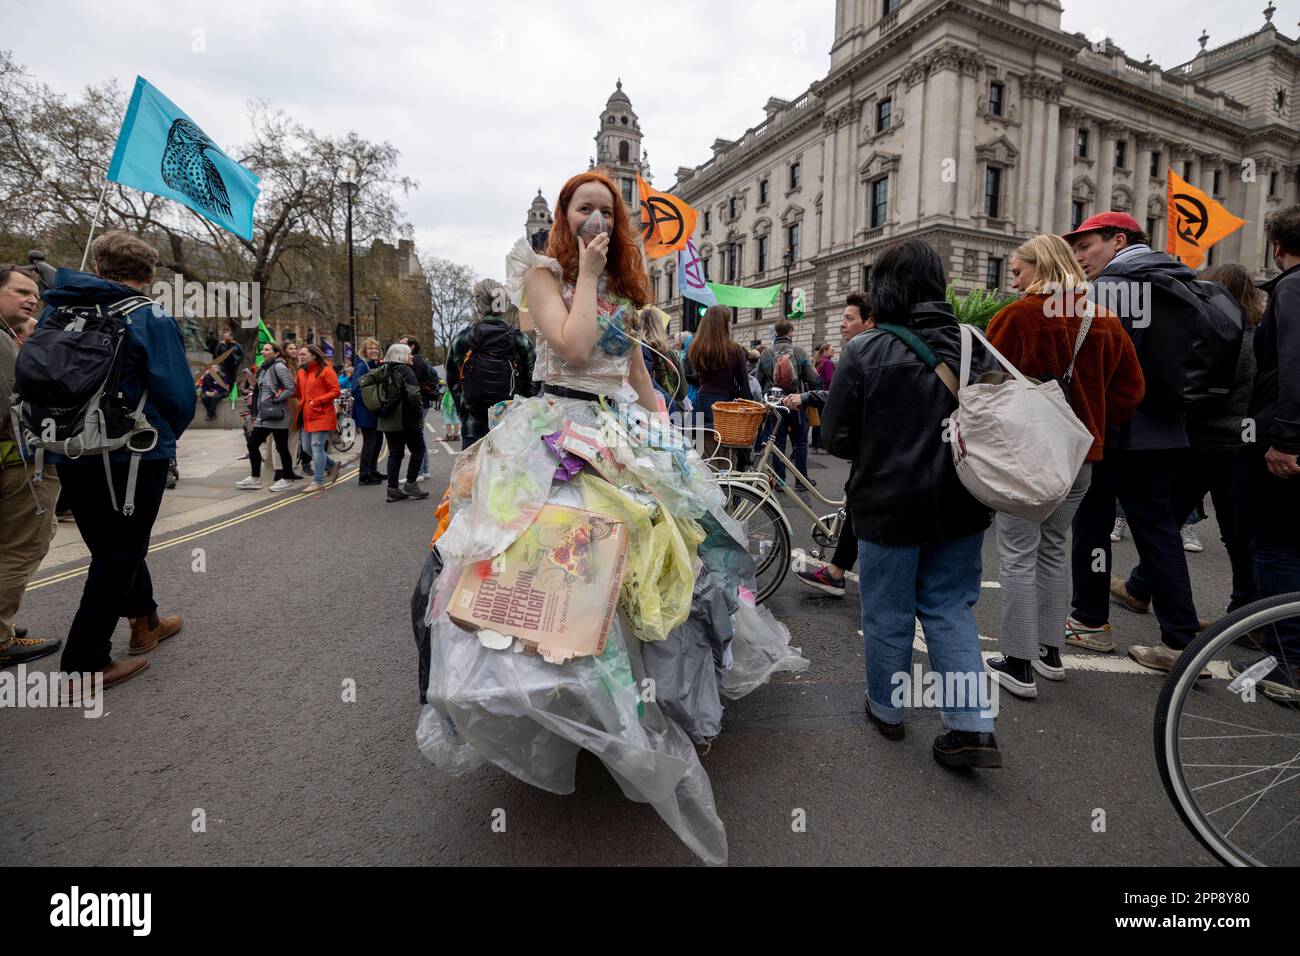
1180, 711, 1300, 742
1187, 756, 1300, 792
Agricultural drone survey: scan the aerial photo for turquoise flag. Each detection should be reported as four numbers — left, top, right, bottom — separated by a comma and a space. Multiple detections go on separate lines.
107, 77, 260, 240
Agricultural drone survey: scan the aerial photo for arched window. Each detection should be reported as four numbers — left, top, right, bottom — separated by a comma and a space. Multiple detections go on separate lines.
618, 141, 630, 163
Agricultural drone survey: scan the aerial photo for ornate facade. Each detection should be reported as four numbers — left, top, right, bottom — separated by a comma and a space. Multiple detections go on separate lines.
648, 0, 1300, 351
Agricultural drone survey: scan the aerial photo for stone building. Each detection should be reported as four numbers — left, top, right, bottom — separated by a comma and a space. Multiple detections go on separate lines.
646, 0, 1300, 352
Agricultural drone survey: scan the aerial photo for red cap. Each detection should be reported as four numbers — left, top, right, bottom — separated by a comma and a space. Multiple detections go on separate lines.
1062, 211, 1143, 243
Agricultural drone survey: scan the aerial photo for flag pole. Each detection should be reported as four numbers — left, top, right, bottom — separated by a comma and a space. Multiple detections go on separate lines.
79, 179, 111, 272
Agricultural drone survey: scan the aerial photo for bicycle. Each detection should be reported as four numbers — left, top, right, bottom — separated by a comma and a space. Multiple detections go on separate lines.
1154, 591, 1300, 866
709, 392, 847, 605
329, 393, 357, 453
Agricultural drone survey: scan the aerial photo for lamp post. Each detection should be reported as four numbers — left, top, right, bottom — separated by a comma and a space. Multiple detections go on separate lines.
370, 294, 379, 340
343, 175, 357, 365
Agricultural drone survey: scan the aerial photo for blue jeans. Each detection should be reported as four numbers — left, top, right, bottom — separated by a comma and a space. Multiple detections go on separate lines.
858, 531, 993, 733
308, 431, 336, 483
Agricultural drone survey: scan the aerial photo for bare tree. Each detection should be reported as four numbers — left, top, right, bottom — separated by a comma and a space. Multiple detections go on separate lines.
0, 51, 419, 361
423, 254, 475, 362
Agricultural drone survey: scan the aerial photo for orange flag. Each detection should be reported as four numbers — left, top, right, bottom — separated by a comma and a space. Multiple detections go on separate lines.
638, 177, 697, 259
1166, 169, 1246, 269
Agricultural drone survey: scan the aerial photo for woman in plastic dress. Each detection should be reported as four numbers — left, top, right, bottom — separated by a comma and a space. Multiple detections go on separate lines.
414, 171, 805, 866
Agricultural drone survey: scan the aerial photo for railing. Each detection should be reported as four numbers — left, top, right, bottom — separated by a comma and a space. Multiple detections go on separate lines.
879, 11, 899, 33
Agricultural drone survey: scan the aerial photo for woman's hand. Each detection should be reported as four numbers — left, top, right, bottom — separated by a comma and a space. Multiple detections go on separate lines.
577, 234, 609, 280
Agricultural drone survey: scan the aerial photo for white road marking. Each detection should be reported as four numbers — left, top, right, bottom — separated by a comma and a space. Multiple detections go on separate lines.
791, 547, 999, 589
440, 441, 458, 455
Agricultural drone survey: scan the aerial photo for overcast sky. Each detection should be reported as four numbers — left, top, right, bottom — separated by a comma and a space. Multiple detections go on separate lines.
7, 1, 1293, 278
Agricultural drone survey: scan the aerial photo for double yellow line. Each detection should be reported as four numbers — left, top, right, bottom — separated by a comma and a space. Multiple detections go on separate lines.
28, 468, 360, 591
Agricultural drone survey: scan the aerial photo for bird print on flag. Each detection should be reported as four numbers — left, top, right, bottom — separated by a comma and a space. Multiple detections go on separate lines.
161, 119, 232, 219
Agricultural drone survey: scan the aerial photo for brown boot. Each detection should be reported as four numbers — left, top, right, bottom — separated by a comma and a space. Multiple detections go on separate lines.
60, 657, 149, 703
128, 612, 183, 655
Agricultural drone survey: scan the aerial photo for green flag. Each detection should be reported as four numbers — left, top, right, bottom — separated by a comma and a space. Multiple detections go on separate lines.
705, 281, 781, 309
254, 319, 276, 367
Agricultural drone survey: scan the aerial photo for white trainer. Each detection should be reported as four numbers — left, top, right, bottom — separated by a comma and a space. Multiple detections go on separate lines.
269, 479, 293, 493
235, 477, 262, 490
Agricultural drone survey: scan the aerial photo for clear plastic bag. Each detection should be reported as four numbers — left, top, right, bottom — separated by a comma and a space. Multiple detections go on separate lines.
419, 587, 728, 865
721, 594, 809, 699
436, 396, 565, 565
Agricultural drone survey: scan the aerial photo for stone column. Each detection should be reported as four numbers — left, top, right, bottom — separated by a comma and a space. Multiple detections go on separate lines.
898, 61, 927, 226
1037, 82, 1063, 234
1134, 134, 1157, 235
1249, 158, 1277, 274
837, 104, 857, 246
1097, 121, 1123, 213
819, 115, 837, 251
1021, 79, 1046, 231
1055, 108, 1081, 232
954, 51, 982, 220
921, 45, 962, 221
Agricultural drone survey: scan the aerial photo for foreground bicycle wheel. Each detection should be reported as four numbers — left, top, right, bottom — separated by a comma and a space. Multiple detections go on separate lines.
1155, 592, 1300, 866
718, 480, 790, 605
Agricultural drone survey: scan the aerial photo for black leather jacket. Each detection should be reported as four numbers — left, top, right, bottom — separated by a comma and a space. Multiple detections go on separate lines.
1250, 263, 1300, 456
821, 302, 995, 546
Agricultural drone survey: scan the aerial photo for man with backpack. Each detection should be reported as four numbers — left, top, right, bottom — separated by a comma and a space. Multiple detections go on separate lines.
1064, 212, 1229, 672
0, 264, 62, 667
446, 278, 536, 450
758, 319, 821, 486
16, 232, 196, 694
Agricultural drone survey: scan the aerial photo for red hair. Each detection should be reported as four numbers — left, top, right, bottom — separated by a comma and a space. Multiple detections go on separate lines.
545, 171, 651, 306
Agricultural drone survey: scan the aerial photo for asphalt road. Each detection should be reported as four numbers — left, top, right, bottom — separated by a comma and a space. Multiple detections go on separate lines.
1, 425, 1234, 866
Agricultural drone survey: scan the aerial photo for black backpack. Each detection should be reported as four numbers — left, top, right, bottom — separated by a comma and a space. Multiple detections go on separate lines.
11, 296, 159, 514
358, 362, 405, 415
1124, 274, 1243, 418
459, 323, 519, 413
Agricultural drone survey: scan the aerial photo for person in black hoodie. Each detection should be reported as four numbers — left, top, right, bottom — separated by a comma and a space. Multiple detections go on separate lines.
821, 240, 1001, 769
1229, 206, 1300, 702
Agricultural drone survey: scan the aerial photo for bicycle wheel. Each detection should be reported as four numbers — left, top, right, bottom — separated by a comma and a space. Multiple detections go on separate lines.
719, 480, 791, 605
1155, 592, 1300, 866
330, 416, 356, 452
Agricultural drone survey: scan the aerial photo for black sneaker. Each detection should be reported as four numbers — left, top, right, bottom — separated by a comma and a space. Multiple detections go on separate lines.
865, 701, 905, 741
386, 486, 410, 503
795, 565, 846, 597
933, 730, 1002, 769
402, 481, 431, 500
1228, 657, 1300, 705
985, 655, 1037, 699
0, 634, 63, 666
1033, 644, 1066, 681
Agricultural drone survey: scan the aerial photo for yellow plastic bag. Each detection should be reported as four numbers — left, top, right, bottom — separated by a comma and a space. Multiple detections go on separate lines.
577, 474, 699, 643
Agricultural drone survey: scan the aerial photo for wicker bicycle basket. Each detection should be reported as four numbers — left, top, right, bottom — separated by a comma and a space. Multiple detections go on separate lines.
711, 399, 767, 447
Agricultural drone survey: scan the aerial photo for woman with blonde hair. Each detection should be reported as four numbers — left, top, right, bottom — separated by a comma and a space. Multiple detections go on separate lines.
351, 337, 385, 484
981, 233, 1145, 698
633, 306, 685, 412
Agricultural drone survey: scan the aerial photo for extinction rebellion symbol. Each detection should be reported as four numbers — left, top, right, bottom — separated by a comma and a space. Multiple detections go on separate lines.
1171, 192, 1209, 247
641, 195, 688, 247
